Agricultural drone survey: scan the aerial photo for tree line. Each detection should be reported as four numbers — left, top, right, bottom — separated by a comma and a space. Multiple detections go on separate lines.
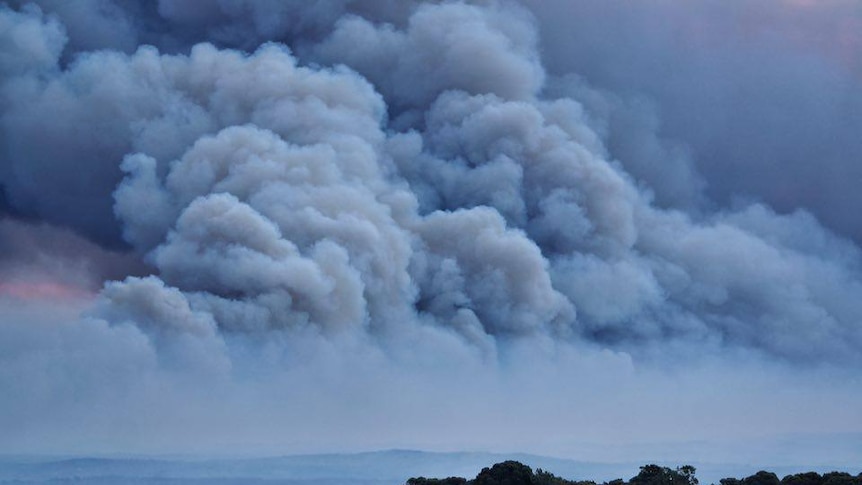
406, 461, 862, 485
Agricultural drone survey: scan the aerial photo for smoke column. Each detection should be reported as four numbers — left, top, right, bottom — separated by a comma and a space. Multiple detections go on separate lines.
0, 0, 860, 462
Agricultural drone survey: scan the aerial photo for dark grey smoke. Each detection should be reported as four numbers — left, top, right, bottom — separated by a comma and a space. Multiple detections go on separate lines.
526, 0, 862, 238
0, 0, 860, 459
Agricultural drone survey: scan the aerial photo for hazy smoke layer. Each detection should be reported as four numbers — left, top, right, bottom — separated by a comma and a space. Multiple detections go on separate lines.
526, 0, 862, 238
0, 0, 860, 458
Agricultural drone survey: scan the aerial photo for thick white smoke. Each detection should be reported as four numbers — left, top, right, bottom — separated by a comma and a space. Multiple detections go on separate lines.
0, 0, 860, 462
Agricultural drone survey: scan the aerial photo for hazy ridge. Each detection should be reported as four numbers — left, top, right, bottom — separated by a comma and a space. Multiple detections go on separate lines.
2, 449, 860, 485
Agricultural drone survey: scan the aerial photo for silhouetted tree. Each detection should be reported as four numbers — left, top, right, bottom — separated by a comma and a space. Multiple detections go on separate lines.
630, 464, 698, 485
821, 472, 858, 485
408, 477, 468, 485
679, 466, 698, 485
533, 468, 597, 485
474, 461, 535, 485
783, 472, 824, 485
405, 460, 860, 485
742, 471, 781, 485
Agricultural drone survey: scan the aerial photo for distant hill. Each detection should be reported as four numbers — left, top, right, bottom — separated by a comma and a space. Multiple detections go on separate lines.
1, 450, 860, 485
0, 450, 628, 484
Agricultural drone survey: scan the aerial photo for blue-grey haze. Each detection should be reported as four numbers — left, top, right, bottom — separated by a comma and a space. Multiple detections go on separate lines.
0, 0, 860, 465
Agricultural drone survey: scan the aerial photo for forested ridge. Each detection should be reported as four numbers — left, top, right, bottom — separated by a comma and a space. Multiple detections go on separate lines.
407, 462, 862, 485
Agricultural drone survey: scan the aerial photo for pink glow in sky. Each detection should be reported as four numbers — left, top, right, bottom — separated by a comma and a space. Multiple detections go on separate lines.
673, 0, 862, 66
0, 280, 94, 301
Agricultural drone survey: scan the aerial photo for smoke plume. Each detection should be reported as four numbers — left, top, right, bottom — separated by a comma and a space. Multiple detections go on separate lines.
0, 0, 860, 463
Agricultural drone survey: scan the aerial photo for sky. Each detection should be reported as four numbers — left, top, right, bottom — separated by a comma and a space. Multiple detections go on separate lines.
0, 0, 861, 468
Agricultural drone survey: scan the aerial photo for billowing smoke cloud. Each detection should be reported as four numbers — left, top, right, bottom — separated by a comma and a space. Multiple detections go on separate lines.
0, 0, 860, 462
526, 0, 862, 238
